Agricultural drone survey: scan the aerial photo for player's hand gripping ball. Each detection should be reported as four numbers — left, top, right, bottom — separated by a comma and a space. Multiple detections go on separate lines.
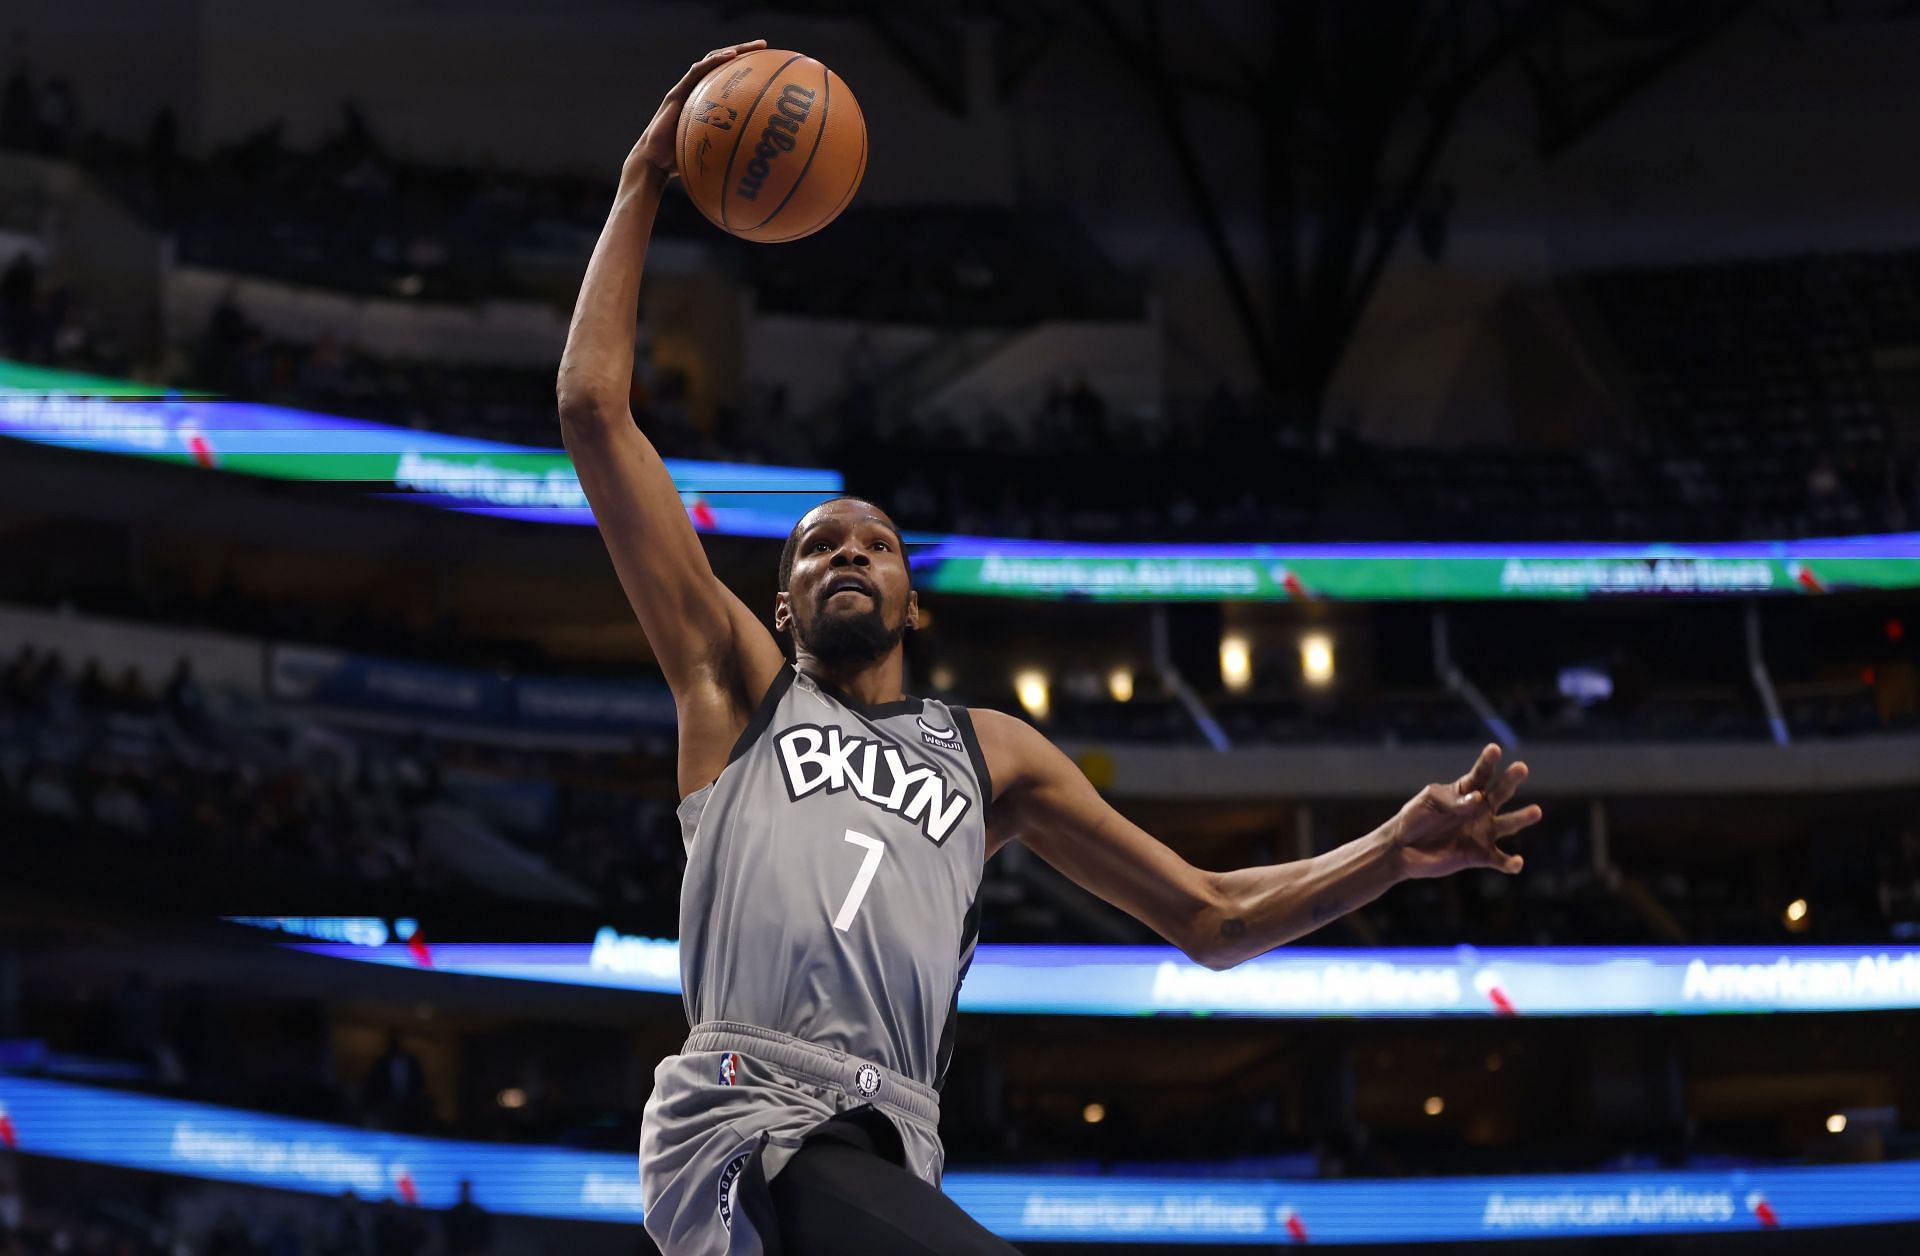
671, 45, 867, 243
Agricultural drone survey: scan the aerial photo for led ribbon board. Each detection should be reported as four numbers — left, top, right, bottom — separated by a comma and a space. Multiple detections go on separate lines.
11, 359, 1920, 597
904, 535, 1920, 601
0, 367, 842, 539
0, 1075, 1914, 1242
276, 929, 1920, 1017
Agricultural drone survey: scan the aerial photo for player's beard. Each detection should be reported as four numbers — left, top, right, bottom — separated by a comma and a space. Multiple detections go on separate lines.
797, 600, 906, 667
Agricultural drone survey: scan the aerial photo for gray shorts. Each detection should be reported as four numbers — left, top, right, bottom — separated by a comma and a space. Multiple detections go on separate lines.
638, 1020, 945, 1256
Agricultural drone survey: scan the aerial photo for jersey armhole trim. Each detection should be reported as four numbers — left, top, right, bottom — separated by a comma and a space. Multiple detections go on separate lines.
726, 664, 797, 768
949, 705, 993, 824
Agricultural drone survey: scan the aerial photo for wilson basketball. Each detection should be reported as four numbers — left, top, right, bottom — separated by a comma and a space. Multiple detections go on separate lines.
676, 49, 867, 243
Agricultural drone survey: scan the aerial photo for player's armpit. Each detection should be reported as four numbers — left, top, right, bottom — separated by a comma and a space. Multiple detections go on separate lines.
970, 707, 1225, 964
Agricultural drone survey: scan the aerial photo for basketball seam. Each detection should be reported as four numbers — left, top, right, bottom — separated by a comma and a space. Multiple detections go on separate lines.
761, 113, 864, 243
743, 62, 829, 234
677, 87, 693, 213
720, 52, 807, 233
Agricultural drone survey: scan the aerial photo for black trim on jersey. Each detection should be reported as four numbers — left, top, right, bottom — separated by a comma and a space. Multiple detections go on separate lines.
727, 664, 798, 767
934, 891, 982, 1092
803, 668, 922, 720
949, 705, 993, 823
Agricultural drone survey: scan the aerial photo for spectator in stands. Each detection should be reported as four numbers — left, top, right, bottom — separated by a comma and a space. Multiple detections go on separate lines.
361, 1030, 432, 1132
144, 106, 179, 212
442, 1180, 492, 1256
1881, 827, 1920, 931
23, 760, 77, 822
257, 1213, 299, 1256
1808, 455, 1843, 511
0, 1151, 20, 1239
75, 659, 110, 712
197, 288, 253, 396
1908, 450, 1920, 527
35, 77, 74, 157
161, 657, 209, 739
1065, 373, 1109, 447
205, 1208, 254, 1256
1, 645, 35, 710
0, 943, 19, 1038
111, 972, 182, 1084
0, 252, 36, 358
320, 1191, 372, 1256
0, 44, 33, 152
371, 1196, 425, 1256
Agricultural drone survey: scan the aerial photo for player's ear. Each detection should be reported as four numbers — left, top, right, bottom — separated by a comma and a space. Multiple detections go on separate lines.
904, 589, 919, 631
773, 590, 792, 634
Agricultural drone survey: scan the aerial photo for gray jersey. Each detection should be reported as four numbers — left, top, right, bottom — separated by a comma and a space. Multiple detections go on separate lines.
675, 664, 990, 1090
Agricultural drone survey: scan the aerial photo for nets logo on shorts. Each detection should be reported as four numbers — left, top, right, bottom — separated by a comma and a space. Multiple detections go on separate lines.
717, 1148, 752, 1231
718, 1052, 739, 1086
854, 1063, 882, 1098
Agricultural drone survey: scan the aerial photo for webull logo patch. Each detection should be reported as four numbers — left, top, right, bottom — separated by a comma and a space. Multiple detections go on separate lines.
917, 716, 963, 751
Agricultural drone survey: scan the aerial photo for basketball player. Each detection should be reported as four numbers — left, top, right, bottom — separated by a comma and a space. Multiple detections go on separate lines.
557, 40, 1544, 1256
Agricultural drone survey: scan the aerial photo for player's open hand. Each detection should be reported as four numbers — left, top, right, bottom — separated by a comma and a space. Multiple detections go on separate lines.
626, 40, 769, 184
1388, 743, 1542, 880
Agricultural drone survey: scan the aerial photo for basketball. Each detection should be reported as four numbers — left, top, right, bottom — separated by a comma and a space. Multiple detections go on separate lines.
676, 48, 867, 243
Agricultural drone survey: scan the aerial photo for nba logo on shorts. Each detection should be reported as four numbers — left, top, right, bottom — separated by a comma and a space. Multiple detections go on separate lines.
718, 1052, 739, 1086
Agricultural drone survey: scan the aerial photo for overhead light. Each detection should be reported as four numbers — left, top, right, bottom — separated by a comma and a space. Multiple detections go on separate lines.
1082, 1103, 1106, 1125
498, 1087, 527, 1110
1827, 1113, 1847, 1134
1423, 1095, 1445, 1116
1107, 667, 1134, 703
1220, 635, 1253, 693
1300, 633, 1334, 687
1015, 670, 1050, 721
929, 664, 955, 691
1785, 899, 1809, 924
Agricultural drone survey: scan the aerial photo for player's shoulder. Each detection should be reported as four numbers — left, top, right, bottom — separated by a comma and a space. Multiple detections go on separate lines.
957, 705, 1065, 794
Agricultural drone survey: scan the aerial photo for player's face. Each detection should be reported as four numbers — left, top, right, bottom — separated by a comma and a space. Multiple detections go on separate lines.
779, 504, 916, 665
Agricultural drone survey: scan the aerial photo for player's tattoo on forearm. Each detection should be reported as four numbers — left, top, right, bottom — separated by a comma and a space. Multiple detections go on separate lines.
1218, 917, 1247, 939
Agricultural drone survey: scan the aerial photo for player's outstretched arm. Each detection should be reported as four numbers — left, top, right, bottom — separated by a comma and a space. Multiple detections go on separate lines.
557, 42, 783, 795
972, 713, 1542, 970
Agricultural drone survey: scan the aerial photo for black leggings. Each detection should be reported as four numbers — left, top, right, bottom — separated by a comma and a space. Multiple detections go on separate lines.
769, 1134, 1021, 1255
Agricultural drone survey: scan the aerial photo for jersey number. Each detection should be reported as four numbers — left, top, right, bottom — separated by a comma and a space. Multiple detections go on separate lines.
832, 829, 886, 931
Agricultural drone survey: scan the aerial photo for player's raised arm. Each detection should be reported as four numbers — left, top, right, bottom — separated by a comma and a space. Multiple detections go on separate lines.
556, 42, 783, 792
971, 712, 1543, 970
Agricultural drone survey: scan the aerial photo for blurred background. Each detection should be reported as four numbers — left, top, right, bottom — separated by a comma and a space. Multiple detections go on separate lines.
1, 0, 1919, 1252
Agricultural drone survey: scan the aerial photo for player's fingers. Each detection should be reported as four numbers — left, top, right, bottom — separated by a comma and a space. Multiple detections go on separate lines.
1456, 743, 1501, 795
1493, 805, 1543, 840
666, 41, 764, 101
1488, 760, 1528, 809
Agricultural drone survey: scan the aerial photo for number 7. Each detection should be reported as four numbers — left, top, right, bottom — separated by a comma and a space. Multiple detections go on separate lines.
833, 830, 886, 931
